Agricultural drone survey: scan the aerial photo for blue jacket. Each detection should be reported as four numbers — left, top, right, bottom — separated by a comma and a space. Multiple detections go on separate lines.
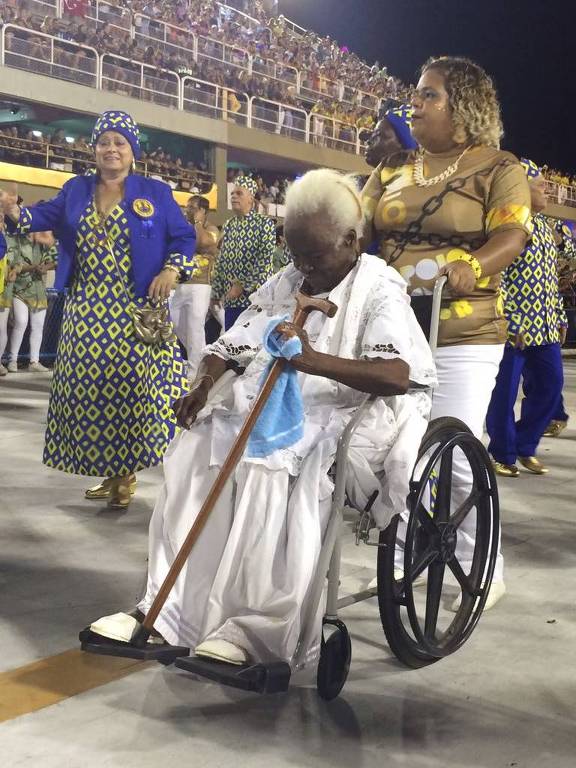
7, 175, 196, 297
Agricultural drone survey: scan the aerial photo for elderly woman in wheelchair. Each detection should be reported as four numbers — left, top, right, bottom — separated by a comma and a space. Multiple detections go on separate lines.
86, 169, 499, 699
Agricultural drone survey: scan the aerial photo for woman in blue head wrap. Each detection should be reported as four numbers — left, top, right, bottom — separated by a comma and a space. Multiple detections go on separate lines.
0, 110, 196, 508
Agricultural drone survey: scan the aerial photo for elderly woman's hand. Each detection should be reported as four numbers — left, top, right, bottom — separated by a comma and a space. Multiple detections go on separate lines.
439, 260, 478, 296
174, 380, 211, 429
275, 322, 317, 373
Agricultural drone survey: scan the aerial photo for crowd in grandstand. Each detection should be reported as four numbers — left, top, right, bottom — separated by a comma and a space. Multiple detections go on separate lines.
0, 0, 408, 137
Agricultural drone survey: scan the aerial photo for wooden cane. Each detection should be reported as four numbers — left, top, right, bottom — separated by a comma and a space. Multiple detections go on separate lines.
132, 291, 338, 646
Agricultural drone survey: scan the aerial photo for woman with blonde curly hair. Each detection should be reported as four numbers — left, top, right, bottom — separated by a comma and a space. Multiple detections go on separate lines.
363, 56, 533, 609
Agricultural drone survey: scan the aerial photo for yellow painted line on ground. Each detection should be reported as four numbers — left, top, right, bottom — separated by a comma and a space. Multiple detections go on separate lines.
0, 649, 149, 724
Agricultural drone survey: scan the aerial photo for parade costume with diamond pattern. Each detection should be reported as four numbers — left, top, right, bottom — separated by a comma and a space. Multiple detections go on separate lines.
43, 201, 189, 475
9, 175, 196, 478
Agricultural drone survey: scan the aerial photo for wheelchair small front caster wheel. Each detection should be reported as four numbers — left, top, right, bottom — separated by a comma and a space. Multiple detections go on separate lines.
316, 619, 351, 701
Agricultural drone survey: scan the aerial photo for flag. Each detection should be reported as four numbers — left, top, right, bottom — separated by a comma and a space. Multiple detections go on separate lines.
63, 0, 88, 17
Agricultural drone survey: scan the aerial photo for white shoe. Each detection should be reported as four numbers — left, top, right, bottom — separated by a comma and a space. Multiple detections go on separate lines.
195, 638, 249, 666
28, 361, 50, 372
7, 361, 18, 373
90, 612, 140, 643
0, 364, 7, 376
449, 581, 506, 613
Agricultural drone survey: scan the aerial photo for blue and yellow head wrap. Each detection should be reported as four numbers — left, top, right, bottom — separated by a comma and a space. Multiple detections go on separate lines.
520, 157, 541, 179
91, 110, 141, 160
234, 176, 258, 196
385, 105, 418, 150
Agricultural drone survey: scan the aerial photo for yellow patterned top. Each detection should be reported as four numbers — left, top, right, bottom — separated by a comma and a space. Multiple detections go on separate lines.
362, 145, 532, 346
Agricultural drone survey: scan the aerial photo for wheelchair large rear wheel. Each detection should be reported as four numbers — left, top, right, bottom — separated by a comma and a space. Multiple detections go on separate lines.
377, 417, 500, 669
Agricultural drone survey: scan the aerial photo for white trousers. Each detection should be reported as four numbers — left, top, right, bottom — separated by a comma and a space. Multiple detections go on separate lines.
169, 284, 212, 376
0, 309, 9, 359
396, 344, 505, 582
9, 297, 47, 364
139, 420, 333, 665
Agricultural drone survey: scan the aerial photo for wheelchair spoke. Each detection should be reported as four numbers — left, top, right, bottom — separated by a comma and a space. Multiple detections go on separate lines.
424, 561, 445, 640
447, 557, 478, 597
435, 449, 453, 523
451, 489, 480, 530
410, 547, 438, 581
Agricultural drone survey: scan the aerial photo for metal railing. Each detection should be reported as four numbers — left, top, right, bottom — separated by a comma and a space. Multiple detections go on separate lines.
545, 180, 576, 208
0, 25, 365, 155
310, 114, 359, 154
11, 0, 384, 112
182, 76, 249, 125
196, 33, 251, 74
249, 97, 308, 142
1, 25, 98, 87
100, 52, 180, 109
0, 133, 215, 191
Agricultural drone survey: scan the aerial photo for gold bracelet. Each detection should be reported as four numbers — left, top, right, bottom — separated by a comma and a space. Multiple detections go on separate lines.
162, 264, 181, 276
455, 252, 482, 280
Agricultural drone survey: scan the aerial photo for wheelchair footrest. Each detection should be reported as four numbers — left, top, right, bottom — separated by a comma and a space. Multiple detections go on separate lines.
79, 627, 190, 664
175, 655, 291, 694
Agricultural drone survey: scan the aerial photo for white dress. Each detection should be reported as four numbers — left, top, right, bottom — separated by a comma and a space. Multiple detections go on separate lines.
139, 254, 437, 666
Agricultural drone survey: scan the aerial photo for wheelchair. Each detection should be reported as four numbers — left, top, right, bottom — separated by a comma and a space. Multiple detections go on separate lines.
81, 278, 500, 699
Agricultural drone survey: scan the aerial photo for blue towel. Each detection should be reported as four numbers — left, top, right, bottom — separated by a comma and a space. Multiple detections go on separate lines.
246, 316, 304, 458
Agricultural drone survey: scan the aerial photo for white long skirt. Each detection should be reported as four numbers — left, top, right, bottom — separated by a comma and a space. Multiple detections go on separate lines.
138, 419, 335, 666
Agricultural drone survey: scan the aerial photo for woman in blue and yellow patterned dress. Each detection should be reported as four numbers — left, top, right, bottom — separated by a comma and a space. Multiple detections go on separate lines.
0, 111, 196, 508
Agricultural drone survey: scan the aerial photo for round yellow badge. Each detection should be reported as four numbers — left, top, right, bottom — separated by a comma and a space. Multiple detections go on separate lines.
133, 198, 155, 218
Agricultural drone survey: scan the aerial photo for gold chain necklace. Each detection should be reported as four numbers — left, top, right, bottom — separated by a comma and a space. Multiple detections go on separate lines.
413, 146, 470, 187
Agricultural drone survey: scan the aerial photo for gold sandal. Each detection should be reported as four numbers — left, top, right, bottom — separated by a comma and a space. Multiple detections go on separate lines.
86, 474, 136, 500
108, 476, 134, 509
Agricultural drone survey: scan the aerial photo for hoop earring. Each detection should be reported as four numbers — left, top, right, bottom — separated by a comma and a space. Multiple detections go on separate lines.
453, 125, 468, 145
131, 160, 136, 173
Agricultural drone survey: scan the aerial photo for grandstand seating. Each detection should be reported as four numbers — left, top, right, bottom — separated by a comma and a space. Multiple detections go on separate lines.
0, 0, 410, 155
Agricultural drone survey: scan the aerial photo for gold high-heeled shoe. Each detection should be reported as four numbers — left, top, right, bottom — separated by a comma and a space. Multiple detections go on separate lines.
108, 476, 134, 509
492, 461, 520, 478
85, 474, 136, 500
519, 456, 549, 474
543, 420, 568, 438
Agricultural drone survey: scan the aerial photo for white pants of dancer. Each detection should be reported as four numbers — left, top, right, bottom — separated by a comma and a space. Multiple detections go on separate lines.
139, 420, 333, 665
170, 284, 212, 376
396, 344, 505, 582
0, 309, 9, 359
9, 297, 47, 363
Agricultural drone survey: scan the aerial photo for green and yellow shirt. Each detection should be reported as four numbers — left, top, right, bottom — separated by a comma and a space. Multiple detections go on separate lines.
212, 211, 276, 308
501, 214, 569, 346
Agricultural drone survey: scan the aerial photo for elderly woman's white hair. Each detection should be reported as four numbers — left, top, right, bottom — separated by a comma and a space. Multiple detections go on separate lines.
284, 169, 364, 240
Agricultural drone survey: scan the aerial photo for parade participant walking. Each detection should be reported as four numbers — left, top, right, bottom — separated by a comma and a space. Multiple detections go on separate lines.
487, 159, 569, 476
7, 230, 57, 373
0, 110, 196, 508
362, 57, 532, 609
170, 195, 219, 377
211, 176, 275, 330
0, 220, 17, 377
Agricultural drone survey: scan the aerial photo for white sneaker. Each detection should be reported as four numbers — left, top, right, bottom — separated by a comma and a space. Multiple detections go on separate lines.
28, 361, 50, 372
7, 361, 18, 373
449, 581, 506, 613
0, 364, 7, 376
